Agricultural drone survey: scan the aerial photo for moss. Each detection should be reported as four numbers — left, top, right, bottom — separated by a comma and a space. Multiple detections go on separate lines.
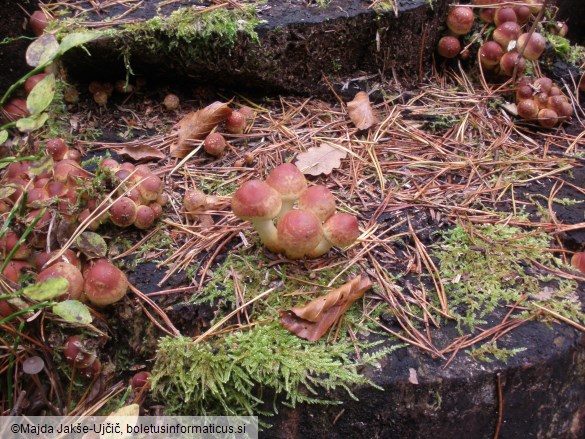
545, 34, 585, 65
469, 341, 527, 363
151, 323, 396, 416
433, 223, 583, 332
116, 4, 264, 61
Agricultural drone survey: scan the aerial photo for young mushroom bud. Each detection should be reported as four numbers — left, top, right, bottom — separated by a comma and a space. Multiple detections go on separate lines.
46, 138, 69, 161
131, 371, 152, 389
298, 185, 336, 222
517, 32, 546, 61
163, 94, 180, 110
517, 99, 539, 120
499, 52, 526, 76
514, 6, 531, 25
479, 41, 504, 70
533, 77, 553, 94
24, 74, 48, 95
307, 212, 360, 258
110, 197, 138, 227
184, 189, 207, 220
571, 252, 585, 274
84, 259, 129, 306
63, 336, 96, 369
38, 262, 84, 301
437, 36, 461, 59
447, 6, 474, 36
137, 174, 164, 202
493, 22, 521, 49
204, 133, 227, 157
276, 210, 323, 260
115, 80, 134, 94
231, 180, 282, 253
3, 98, 29, 120
30, 10, 49, 36
225, 111, 247, 134
93, 91, 108, 106
134, 205, 156, 230
494, 7, 517, 26
265, 163, 308, 216
537, 109, 558, 128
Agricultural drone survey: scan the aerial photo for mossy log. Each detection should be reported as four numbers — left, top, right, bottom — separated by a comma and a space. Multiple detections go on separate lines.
61, 0, 452, 98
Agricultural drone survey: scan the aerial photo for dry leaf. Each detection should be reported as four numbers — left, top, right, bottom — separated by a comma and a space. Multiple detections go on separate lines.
347, 91, 377, 130
295, 142, 348, 176
170, 101, 232, 158
119, 144, 165, 161
280, 275, 372, 341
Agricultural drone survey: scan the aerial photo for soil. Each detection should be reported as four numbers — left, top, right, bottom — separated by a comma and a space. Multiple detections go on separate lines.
0, 0, 38, 94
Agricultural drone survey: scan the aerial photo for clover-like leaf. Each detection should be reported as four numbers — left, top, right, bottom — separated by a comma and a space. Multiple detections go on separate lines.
16, 113, 49, 132
53, 300, 93, 324
29, 155, 54, 176
58, 31, 102, 55
22, 277, 69, 301
26, 33, 59, 67
26, 74, 56, 115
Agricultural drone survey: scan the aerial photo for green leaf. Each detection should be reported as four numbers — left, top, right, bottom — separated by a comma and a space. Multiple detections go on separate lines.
16, 113, 49, 132
26, 33, 59, 67
29, 155, 54, 176
26, 74, 56, 115
22, 277, 69, 301
0, 185, 17, 200
53, 300, 93, 324
76, 231, 108, 259
0, 130, 8, 145
58, 32, 102, 55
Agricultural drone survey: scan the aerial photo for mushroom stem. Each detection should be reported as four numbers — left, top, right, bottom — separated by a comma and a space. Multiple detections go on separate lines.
277, 199, 295, 218
250, 218, 282, 253
306, 237, 333, 258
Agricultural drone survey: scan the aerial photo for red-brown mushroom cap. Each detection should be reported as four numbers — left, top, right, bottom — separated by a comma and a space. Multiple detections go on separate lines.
277, 209, 323, 259
265, 163, 308, 214
204, 133, 227, 156
232, 179, 282, 221
110, 197, 138, 227
232, 180, 282, 252
38, 262, 84, 300
83, 259, 129, 306
298, 185, 336, 222
323, 212, 360, 248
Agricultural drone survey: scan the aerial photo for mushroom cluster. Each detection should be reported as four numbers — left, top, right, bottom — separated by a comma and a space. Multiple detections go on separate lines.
1, 250, 128, 320
437, 1, 555, 78
97, 158, 167, 230
231, 164, 359, 259
515, 76, 574, 127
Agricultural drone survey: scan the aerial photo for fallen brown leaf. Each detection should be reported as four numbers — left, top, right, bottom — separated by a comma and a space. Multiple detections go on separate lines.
347, 91, 377, 130
280, 274, 372, 341
170, 101, 232, 158
294, 142, 348, 176
119, 144, 166, 161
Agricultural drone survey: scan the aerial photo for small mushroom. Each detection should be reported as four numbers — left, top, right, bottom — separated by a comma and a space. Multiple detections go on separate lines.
307, 212, 360, 258
277, 210, 323, 260
204, 133, 227, 157
83, 259, 129, 306
265, 163, 308, 216
298, 185, 336, 222
231, 180, 282, 253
